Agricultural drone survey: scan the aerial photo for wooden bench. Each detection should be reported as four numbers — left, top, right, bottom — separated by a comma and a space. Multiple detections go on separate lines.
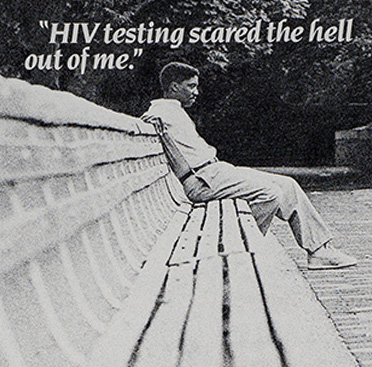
0, 76, 357, 367
90, 199, 358, 367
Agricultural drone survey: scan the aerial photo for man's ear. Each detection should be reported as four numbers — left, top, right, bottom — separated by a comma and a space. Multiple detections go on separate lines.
169, 81, 180, 93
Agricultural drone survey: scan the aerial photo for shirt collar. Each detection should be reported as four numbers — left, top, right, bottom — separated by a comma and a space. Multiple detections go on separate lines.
150, 98, 182, 108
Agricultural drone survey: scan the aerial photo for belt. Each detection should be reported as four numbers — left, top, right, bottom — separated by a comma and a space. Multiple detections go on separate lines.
179, 158, 218, 184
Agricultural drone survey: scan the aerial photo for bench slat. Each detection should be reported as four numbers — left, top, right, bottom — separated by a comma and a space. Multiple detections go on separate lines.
221, 199, 246, 254
236, 203, 263, 254
228, 253, 281, 366
180, 257, 223, 367
235, 199, 252, 215
195, 201, 220, 259
168, 206, 205, 265
247, 230, 358, 367
134, 264, 194, 367
89, 208, 190, 367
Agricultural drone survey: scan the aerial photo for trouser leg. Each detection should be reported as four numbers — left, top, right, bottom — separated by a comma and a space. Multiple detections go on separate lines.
258, 173, 332, 253
184, 164, 332, 253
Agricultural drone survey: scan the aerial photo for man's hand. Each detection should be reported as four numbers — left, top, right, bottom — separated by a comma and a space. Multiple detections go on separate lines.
141, 115, 166, 136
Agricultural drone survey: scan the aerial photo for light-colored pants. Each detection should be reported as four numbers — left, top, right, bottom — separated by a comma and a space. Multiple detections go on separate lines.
183, 162, 332, 253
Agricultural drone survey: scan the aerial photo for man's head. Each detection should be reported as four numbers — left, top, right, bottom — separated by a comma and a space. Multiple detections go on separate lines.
160, 62, 199, 108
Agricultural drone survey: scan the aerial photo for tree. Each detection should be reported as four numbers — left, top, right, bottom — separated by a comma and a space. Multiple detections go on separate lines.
1, 0, 370, 165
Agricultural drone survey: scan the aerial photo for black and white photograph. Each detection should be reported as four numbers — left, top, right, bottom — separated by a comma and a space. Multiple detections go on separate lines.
0, 1, 371, 366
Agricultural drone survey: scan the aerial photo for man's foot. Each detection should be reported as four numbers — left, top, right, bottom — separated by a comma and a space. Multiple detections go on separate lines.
308, 242, 357, 270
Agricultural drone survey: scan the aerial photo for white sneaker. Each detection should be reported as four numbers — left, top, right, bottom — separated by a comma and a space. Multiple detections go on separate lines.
308, 243, 357, 270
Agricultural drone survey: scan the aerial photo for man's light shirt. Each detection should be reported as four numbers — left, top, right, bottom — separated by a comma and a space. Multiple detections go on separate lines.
146, 99, 217, 168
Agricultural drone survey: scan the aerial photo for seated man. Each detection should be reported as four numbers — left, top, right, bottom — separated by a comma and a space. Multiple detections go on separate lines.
143, 61, 357, 270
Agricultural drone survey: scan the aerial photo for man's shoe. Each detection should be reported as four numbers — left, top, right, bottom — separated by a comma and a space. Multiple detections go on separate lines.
308, 243, 357, 270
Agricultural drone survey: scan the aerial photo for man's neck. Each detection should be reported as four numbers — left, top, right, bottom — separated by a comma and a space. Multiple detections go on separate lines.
151, 98, 182, 107
164, 92, 178, 100
162, 94, 184, 107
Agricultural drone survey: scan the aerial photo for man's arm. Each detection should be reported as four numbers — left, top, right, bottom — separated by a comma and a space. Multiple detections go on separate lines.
141, 115, 192, 180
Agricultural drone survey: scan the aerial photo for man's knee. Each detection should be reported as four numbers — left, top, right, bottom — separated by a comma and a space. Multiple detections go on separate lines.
274, 175, 302, 198
262, 176, 299, 208
278, 174, 299, 187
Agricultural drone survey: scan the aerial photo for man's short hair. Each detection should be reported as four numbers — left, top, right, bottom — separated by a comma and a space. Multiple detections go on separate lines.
160, 62, 199, 92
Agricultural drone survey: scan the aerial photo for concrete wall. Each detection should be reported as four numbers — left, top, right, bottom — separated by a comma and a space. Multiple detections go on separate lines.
0, 77, 181, 366
335, 125, 372, 171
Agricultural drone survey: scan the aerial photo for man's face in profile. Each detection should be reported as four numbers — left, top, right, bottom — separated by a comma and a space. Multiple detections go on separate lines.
173, 76, 199, 108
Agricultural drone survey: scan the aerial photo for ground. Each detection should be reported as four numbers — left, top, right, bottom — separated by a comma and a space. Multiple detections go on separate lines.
270, 170, 372, 367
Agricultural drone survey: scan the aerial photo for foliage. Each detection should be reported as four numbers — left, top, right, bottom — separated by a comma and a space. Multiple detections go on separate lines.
274, 0, 372, 107
0, 0, 371, 165
0, 0, 309, 88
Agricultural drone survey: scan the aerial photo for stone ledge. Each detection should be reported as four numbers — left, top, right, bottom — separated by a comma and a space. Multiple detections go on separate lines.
336, 126, 372, 171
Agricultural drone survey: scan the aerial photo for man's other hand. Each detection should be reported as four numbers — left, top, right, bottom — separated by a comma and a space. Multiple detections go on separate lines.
141, 115, 166, 136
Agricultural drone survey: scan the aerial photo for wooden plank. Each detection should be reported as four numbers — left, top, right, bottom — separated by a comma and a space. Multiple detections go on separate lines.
236, 205, 263, 254
133, 264, 194, 367
89, 207, 190, 367
228, 253, 281, 366
235, 199, 252, 215
221, 200, 246, 254
168, 206, 205, 265
180, 257, 224, 367
196, 201, 220, 259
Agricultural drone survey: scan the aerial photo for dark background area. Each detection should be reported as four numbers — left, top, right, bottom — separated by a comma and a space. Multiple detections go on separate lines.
1, 0, 371, 166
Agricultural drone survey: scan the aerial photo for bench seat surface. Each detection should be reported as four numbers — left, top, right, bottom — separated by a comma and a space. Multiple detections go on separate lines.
91, 199, 357, 367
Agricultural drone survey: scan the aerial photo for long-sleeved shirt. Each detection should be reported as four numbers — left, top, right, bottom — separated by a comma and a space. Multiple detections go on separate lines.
145, 99, 217, 168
